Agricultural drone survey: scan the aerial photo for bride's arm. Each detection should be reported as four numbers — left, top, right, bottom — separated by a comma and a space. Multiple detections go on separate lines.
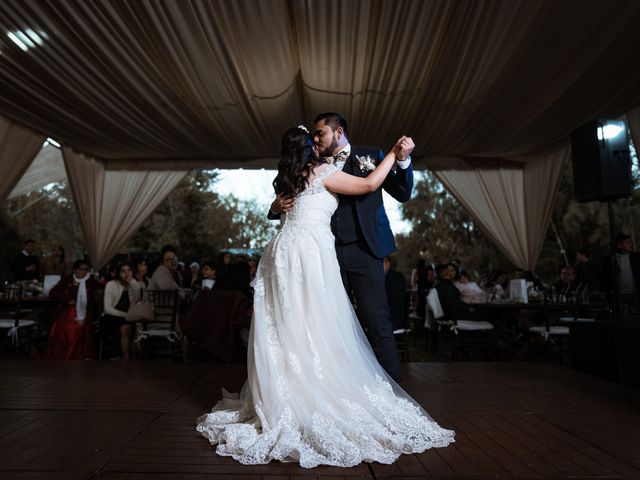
324, 148, 398, 195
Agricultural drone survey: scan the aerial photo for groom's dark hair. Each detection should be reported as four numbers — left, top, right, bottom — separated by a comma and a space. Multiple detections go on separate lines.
314, 112, 348, 138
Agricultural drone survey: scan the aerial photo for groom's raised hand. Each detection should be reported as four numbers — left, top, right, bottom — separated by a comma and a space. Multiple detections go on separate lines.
395, 136, 415, 161
270, 193, 295, 214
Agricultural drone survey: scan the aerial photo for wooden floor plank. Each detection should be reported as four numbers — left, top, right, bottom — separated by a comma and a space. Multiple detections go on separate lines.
451, 412, 536, 477
462, 413, 561, 476
0, 359, 638, 479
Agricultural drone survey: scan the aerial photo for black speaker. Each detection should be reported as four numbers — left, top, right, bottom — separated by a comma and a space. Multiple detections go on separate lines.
570, 119, 631, 202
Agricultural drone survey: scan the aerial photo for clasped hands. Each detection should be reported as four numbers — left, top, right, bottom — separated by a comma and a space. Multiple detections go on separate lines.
270, 136, 414, 214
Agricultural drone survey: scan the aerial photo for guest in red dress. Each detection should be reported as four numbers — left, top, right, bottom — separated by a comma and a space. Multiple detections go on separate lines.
45, 259, 101, 360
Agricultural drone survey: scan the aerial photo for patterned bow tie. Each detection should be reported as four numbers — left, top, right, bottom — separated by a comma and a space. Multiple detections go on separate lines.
325, 150, 350, 165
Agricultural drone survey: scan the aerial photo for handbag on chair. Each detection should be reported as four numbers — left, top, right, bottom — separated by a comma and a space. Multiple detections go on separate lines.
126, 287, 154, 322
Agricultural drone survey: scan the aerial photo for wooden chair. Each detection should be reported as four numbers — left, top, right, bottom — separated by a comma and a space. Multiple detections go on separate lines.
528, 292, 573, 362
429, 287, 494, 360
0, 286, 36, 355
136, 289, 181, 360
393, 291, 413, 362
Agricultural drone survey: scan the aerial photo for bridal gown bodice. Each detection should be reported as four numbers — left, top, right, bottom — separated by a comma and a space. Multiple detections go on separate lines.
197, 164, 454, 468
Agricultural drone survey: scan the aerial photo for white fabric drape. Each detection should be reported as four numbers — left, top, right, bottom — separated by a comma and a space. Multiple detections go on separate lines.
9, 143, 66, 198
63, 148, 188, 270
435, 147, 569, 270
0, 115, 44, 200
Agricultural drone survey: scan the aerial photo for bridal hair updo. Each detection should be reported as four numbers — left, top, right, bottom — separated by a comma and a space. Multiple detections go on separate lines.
273, 126, 323, 197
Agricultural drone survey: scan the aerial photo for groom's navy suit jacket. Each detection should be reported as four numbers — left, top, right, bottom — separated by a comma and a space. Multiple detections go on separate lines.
333, 146, 413, 259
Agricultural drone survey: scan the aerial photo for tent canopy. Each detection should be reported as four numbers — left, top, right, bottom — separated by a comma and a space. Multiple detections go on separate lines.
1, 0, 640, 169
2, 0, 640, 270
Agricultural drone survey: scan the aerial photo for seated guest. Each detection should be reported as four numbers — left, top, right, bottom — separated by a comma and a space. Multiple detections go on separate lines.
554, 266, 579, 296
98, 263, 117, 286
435, 263, 483, 321
602, 234, 640, 294
134, 257, 150, 287
523, 270, 546, 291
575, 249, 599, 291
40, 245, 69, 281
45, 259, 101, 359
487, 270, 509, 300
214, 260, 252, 299
384, 256, 407, 331
198, 261, 217, 290
217, 251, 233, 276
148, 245, 184, 296
184, 262, 200, 289
411, 258, 434, 320
11, 239, 40, 282
455, 271, 486, 304
100, 262, 142, 360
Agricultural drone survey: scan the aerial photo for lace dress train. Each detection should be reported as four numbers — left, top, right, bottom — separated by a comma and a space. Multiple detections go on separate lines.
196, 164, 454, 467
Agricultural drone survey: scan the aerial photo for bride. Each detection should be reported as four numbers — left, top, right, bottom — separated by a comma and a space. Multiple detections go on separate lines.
196, 126, 454, 468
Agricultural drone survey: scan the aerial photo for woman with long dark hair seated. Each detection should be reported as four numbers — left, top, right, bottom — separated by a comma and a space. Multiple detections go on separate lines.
100, 261, 143, 360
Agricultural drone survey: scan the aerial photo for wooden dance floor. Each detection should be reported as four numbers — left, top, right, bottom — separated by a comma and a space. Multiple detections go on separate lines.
1, 360, 639, 480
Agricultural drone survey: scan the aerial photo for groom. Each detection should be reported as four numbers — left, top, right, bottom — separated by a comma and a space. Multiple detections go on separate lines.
270, 112, 414, 382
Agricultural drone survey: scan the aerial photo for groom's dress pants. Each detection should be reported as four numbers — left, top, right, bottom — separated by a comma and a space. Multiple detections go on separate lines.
336, 240, 402, 382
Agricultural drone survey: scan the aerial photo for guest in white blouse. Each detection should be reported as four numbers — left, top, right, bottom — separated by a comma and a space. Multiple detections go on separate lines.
455, 271, 487, 304
101, 262, 142, 360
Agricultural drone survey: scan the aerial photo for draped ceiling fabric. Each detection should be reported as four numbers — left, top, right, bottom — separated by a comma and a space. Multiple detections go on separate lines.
9, 142, 65, 198
1, 0, 640, 268
63, 148, 188, 270
435, 147, 569, 270
0, 0, 639, 168
0, 115, 44, 200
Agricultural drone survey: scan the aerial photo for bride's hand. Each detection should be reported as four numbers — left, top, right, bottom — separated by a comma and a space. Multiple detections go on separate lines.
271, 193, 295, 214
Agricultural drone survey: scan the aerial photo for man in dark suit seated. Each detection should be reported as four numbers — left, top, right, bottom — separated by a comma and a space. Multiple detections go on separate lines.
435, 263, 483, 321
384, 256, 407, 331
553, 266, 579, 297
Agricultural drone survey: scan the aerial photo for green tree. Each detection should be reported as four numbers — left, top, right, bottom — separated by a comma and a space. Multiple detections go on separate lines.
125, 170, 275, 262
2, 183, 85, 264
396, 172, 511, 280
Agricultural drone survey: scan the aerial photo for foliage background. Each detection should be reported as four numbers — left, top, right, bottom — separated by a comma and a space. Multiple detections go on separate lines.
2, 140, 638, 284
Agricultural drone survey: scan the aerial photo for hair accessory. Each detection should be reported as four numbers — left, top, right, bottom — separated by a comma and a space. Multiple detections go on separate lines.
297, 124, 309, 133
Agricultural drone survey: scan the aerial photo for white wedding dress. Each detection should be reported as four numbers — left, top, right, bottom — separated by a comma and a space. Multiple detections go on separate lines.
196, 164, 454, 467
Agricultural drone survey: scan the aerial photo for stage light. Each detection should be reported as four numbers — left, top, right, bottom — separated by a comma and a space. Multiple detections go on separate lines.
597, 123, 624, 140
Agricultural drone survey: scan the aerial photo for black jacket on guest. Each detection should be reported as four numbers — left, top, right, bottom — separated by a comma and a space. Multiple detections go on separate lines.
435, 279, 474, 320
602, 251, 640, 293
11, 252, 40, 281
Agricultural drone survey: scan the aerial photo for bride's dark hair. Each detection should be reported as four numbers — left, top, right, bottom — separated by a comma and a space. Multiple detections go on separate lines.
273, 126, 323, 196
